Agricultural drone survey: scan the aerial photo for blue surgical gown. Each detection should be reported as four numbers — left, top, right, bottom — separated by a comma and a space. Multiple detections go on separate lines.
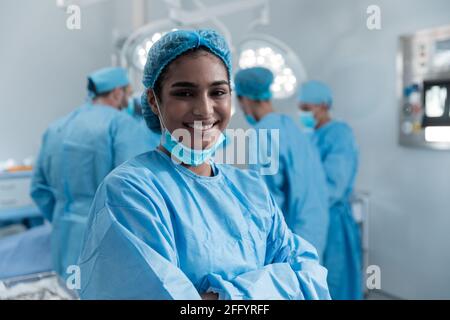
314, 120, 362, 300
125, 112, 162, 145
30, 103, 159, 277
249, 113, 329, 260
77, 149, 331, 300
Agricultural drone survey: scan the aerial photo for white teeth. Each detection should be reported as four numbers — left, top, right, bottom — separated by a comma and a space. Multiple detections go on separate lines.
187, 123, 214, 130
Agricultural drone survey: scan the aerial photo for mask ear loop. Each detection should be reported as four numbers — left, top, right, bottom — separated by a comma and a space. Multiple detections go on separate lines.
152, 89, 167, 131
152, 89, 183, 153
152, 89, 180, 162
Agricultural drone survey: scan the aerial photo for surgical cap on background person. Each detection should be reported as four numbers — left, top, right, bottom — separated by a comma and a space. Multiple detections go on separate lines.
87, 67, 130, 98
298, 81, 333, 108
140, 29, 232, 132
234, 67, 274, 101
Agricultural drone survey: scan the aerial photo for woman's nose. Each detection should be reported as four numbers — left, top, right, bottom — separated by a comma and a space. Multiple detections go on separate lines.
192, 93, 214, 118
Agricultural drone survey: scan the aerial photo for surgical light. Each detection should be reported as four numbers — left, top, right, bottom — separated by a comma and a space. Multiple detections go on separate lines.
237, 34, 307, 99
129, 29, 178, 71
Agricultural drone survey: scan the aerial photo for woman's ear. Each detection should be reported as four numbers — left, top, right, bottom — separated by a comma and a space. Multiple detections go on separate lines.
147, 88, 159, 115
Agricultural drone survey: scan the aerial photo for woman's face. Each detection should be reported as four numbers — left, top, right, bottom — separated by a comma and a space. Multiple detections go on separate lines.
149, 51, 231, 150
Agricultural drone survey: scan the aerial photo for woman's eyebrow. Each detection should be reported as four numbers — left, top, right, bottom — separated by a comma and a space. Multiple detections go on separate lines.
171, 82, 197, 88
170, 80, 229, 88
210, 80, 229, 86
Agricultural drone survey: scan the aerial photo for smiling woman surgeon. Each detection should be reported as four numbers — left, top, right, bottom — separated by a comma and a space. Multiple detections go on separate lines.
77, 30, 330, 300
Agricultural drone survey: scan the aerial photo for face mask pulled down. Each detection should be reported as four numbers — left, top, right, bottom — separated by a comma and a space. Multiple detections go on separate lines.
153, 91, 226, 167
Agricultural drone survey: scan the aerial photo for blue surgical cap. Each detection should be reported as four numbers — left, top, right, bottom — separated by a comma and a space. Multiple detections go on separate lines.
87, 67, 129, 97
234, 67, 274, 101
298, 81, 333, 108
141, 29, 232, 132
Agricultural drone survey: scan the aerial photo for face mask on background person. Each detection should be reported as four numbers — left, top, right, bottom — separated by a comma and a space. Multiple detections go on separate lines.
298, 110, 317, 130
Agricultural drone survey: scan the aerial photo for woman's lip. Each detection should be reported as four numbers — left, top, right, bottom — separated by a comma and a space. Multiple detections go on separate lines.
183, 121, 220, 131
182, 123, 221, 141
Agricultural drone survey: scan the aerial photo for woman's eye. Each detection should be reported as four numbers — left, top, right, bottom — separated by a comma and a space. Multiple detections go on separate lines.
173, 91, 193, 97
212, 90, 227, 96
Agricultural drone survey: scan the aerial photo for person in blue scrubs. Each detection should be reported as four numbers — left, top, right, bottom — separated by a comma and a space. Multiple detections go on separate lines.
234, 67, 329, 260
77, 30, 330, 300
298, 80, 362, 300
30, 67, 156, 278
124, 94, 161, 146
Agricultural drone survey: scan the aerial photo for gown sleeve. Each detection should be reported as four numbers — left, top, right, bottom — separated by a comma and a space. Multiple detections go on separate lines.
321, 125, 357, 207
203, 193, 331, 300
285, 146, 329, 260
249, 122, 329, 261
30, 131, 55, 222
77, 174, 201, 300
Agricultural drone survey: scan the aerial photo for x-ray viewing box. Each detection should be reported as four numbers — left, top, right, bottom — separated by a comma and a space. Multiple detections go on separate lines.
398, 24, 450, 150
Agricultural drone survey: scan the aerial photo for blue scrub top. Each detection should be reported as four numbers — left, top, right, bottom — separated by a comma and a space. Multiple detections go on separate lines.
30, 103, 159, 277
77, 149, 331, 300
314, 120, 362, 300
249, 113, 329, 259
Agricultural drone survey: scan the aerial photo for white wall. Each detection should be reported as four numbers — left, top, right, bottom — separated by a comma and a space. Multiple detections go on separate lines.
2, 0, 450, 299
0, 0, 115, 162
